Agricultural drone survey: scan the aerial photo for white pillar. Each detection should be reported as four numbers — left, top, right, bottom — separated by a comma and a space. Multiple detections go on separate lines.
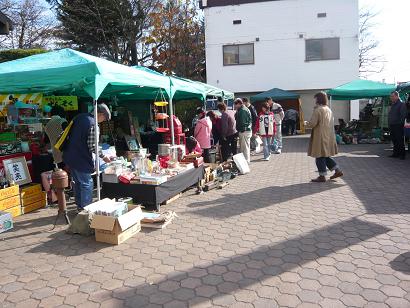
168, 79, 175, 146
93, 100, 101, 200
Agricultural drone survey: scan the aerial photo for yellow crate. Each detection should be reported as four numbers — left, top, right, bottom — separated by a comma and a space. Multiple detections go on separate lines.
21, 191, 46, 206
20, 184, 42, 198
0, 195, 21, 211
4, 205, 21, 218
21, 199, 46, 214
0, 185, 19, 201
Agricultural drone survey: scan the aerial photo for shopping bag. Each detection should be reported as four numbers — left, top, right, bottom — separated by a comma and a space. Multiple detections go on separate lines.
254, 135, 263, 153
54, 120, 74, 152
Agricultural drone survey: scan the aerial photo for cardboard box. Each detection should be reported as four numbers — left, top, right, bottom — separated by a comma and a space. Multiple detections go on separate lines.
21, 199, 46, 214
0, 185, 19, 201
0, 195, 21, 211
4, 205, 21, 218
21, 191, 46, 206
0, 211, 13, 233
20, 184, 42, 198
90, 204, 143, 245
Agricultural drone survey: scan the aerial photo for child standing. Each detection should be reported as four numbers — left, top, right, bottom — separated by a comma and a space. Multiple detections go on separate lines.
255, 102, 276, 161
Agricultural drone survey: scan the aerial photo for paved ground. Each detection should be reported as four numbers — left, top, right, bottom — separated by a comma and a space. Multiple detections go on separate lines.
1, 136, 410, 308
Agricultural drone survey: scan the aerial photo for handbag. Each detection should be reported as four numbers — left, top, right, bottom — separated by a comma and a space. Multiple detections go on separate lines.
54, 120, 74, 152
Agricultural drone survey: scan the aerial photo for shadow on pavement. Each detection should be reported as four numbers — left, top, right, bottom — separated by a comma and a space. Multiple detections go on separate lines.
114, 217, 390, 307
390, 252, 410, 274
188, 182, 345, 219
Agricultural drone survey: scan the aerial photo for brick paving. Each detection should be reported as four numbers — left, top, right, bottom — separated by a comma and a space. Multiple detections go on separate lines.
1, 136, 410, 308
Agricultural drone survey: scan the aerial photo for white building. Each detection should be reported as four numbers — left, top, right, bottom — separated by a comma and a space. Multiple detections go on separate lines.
201, 0, 359, 121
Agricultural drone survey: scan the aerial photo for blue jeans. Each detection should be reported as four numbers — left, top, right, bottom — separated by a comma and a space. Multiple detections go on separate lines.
271, 124, 282, 151
71, 169, 93, 209
315, 157, 340, 176
262, 136, 272, 159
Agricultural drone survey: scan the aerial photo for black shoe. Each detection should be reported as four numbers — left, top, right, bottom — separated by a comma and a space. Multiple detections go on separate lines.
389, 154, 399, 158
400, 156, 405, 160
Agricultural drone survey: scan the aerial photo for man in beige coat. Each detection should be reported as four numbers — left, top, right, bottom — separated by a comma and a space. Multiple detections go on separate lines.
305, 92, 343, 182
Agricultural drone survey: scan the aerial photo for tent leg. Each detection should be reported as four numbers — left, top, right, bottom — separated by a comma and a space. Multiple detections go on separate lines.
169, 79, 175, 146
94, 99, 101, 201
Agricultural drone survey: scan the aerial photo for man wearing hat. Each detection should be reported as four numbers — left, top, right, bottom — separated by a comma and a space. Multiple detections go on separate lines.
63, 103, 112, 210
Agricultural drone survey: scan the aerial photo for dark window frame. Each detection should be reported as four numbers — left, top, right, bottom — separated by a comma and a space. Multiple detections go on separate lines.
305, 38, 340, 62
223, 43, 255, 66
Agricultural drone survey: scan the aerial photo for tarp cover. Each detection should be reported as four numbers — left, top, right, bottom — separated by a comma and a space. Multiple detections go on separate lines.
250, 88, 300, 102
328, 79, 396, 100
0, 48, 170, 99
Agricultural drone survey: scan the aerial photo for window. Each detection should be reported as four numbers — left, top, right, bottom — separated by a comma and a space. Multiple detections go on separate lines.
305, 38, 340, 61
223, 44, 254, 65
317, 13, 327, 18
233, 20, 242, 25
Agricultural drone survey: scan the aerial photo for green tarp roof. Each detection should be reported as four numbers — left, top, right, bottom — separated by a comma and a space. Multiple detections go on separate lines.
193, 81, 235, 100
133, 66, 234, 100
250, 88, 300, 102
0, 48, 171, 100
327, 79, 397, 100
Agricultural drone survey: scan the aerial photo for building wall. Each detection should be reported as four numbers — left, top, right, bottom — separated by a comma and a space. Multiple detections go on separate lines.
204, 0, 359, 93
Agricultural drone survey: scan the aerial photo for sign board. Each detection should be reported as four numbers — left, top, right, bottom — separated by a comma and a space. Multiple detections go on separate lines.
0, 93, 43, 112
43, 96, 78, 111
3, 157, 32, 186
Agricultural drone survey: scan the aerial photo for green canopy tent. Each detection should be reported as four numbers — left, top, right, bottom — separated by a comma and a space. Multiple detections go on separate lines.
250, 88, 300, 103
327, 79, 396, 101
193, 81, 234, 100
0, 49, 206, 199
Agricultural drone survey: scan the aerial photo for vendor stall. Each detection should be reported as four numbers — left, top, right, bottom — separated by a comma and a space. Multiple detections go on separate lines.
0, 48, 234, 213
102, 165, 204, 211
327, 79, 397, 144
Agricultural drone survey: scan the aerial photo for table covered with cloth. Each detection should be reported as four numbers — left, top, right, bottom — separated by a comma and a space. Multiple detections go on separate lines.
102, 165, 204, 211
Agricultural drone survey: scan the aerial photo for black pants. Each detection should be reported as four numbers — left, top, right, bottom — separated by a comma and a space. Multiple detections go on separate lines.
287, 120, 296, 135
221, 134, 238, 162
202, 148, 211, 163
390, 124, 405, 158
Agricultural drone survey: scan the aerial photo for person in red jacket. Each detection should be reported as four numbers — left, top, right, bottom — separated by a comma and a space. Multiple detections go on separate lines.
255, 102, 276, 161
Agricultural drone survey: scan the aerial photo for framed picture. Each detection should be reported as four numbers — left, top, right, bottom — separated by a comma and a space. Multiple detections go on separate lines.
124, 135, 140, 151
3, 157, 32, 186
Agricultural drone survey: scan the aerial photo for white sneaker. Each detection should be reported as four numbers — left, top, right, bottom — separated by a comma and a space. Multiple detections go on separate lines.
274, 149, 282, 154
262, 156, 270, 161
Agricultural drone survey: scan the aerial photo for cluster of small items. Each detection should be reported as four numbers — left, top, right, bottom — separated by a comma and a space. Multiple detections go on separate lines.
102, 143, 197, 186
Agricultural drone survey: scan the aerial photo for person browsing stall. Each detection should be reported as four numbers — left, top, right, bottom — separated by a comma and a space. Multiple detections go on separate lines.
44, 105, 68, 167
194, 107, 213, 163
234, 98, 252, 163
63, 103, 112, 211
218, 102, 238, 162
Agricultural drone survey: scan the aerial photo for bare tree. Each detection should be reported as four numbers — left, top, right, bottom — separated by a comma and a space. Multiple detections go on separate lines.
0, 0, 56, 49
359, 7, 385, 76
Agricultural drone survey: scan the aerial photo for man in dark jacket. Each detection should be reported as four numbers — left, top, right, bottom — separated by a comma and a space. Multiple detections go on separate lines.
234, 98, 252, 163
388, 91, 407, 159
218, 102, 238, 161
63, 104, 111, 210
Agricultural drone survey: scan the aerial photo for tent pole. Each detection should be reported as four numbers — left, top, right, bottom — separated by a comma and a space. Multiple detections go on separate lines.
94, 99, 101, 201
169, 79, 175, 146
